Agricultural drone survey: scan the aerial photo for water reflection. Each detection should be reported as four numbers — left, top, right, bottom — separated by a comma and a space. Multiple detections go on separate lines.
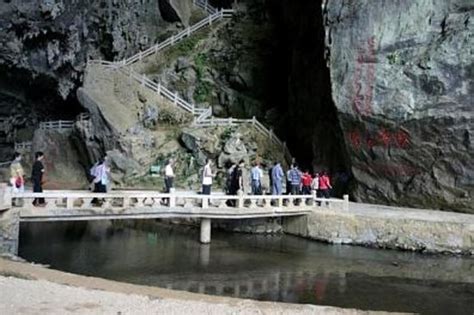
19, 221, 474, 315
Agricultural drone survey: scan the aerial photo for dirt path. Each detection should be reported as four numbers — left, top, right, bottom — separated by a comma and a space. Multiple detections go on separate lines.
0, 258, 402, 315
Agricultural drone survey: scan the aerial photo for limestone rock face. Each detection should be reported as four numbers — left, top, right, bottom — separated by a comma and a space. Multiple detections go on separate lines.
0, 0, 188, 99
325, 0, 473, 212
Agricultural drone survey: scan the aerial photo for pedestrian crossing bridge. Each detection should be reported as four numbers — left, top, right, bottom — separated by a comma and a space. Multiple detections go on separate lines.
0, 186, 348, 244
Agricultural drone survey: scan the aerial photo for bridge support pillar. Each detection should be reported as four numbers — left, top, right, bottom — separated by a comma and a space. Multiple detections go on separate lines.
200, 218, 211, 244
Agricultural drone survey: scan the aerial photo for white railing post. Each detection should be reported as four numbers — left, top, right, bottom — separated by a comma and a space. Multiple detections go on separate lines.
171, 35, 175, 45
173, 92, 178, 105
157, 82, 161, 95
208, 14, 212, 25
237, 190, 244, 208
169, 188, 176, 207
343, 194, 349, 211
252, 116, 256, 126
141, 75, 146, 86
66, 197, 74, 209
202, 195, 208, 208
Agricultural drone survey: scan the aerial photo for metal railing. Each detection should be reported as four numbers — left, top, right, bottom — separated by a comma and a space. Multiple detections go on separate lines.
14, 141, 32, 151
88, 8, 233, 69
193, 116, 291, 161
39, 120, 74, 131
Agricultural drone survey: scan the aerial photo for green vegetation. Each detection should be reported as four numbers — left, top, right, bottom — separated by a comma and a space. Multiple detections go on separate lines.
220, 126, 235, 142
193, 53, 213, 103
387, 51, 401, 65
143, 29, 208, 75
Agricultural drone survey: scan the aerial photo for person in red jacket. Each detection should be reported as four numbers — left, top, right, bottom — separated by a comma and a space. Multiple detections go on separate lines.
301, 169, 312, 195
318, 171, 332, 199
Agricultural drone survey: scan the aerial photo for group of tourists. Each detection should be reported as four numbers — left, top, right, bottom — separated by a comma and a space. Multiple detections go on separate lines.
162, 158, 332, 200
8, 151, 332, 208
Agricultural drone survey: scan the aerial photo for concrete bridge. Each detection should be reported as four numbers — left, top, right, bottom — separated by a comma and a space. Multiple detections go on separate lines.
0, 184, 348, 254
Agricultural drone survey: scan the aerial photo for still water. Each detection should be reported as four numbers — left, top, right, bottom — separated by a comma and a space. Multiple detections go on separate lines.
19, 221, 474, 315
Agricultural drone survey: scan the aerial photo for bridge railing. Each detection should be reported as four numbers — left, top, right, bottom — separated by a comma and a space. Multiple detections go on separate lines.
6, 190, 348, 213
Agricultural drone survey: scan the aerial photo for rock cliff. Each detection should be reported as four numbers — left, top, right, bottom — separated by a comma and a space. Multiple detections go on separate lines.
0, 0, 472, 212
325, 0, 473, 212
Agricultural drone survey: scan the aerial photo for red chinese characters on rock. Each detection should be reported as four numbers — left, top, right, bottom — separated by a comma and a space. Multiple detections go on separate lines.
348, 130, 362, 150
347, 128, 411, 150
352, 36, 377, 116
377, 128, 391, 148
394, 129, 410, 148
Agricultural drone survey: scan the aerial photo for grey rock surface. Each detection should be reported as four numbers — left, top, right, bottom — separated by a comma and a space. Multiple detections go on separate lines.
0, 0, 188, 99
325, 0, 474, 212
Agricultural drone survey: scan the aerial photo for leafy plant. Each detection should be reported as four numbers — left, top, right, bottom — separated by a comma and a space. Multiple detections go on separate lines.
193, 53, 212, 103
220, 126, 234, 142
387, 51, 401, 65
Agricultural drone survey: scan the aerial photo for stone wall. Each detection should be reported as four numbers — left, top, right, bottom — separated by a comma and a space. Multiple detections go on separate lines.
283, 204, 474, 255
0, 209, 20, 256
212, 218, 282, 234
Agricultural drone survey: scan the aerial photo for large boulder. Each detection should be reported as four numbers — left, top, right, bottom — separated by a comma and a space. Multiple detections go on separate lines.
325, 0, 473, 212
31, 129, 88, 189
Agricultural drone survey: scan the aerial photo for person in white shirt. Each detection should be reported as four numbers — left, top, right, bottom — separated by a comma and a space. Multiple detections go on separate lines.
202, 159, 213, 195
164, 158, 175, 193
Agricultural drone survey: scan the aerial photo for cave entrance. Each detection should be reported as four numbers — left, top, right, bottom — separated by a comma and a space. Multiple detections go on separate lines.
262, 0, 352, 195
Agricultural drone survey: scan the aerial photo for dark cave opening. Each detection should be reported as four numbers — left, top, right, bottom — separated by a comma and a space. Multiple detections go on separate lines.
261, 1, 352, 193
0, 65, 83, 161
0, 66, 82, 120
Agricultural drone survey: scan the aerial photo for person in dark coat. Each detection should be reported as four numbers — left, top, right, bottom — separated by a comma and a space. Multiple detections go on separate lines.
32, 151, 46, 207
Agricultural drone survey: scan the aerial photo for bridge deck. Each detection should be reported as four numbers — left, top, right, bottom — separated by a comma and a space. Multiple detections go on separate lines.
7, 190, 348, 222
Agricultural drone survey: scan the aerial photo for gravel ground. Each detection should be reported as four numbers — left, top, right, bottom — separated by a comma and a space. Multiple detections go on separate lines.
0, 258, 403, 315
